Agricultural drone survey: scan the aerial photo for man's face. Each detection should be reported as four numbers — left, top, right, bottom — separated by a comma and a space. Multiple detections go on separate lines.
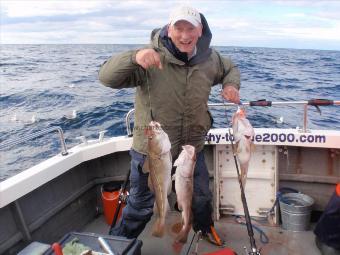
168, 20, 202, 55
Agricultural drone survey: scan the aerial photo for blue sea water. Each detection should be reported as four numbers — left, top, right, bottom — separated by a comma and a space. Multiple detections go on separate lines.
1, 44, 340, 180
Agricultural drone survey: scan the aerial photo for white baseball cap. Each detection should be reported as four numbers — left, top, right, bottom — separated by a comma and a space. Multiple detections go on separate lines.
169, 6, 201, 27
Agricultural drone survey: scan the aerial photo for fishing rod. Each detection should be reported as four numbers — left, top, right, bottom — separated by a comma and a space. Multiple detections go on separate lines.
108, 169, 130, 235
215, 98, 340, 133
222, 95, 261, 255
228, 126, 261, 255
209, 98, 340, 107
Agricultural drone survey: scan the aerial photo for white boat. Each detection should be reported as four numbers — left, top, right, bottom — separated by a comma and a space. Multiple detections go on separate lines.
0, 100, 339, 255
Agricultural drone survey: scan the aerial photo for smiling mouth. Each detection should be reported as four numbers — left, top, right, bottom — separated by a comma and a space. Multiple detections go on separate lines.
180, 41, 192, 45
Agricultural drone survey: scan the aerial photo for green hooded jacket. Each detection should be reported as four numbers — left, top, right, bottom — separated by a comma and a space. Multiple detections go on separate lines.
99, 19, 240, 157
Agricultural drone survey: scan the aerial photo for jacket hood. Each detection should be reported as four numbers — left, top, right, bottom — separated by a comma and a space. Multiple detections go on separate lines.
153, 13, 212, 65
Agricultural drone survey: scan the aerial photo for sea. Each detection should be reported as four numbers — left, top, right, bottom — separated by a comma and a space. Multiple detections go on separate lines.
1, 44, 340, 181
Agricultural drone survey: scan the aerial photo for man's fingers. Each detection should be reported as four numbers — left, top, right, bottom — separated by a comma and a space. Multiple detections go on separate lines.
152, 52, 162, 70
228, 91, 240, 104
141, 59, 149, 69
229, 90, 239, 102
144, 57, 152, 68
157, 60, 163, 70
136, 49, 162, 70
155, 54, 163, 70
222, 86, 240, 104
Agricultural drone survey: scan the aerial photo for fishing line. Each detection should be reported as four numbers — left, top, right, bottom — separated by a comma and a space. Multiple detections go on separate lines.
220, 86, 228, 121
146, 69, 155, 121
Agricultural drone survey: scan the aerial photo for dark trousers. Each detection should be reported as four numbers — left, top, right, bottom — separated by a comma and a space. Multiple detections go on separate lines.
110, 149, 213, 238
314, 191, 340, 252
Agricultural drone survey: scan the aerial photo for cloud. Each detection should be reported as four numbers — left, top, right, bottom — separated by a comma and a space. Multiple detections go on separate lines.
286, 13, 307, 18
1, 1, 108, 17
1, 0, 340, 50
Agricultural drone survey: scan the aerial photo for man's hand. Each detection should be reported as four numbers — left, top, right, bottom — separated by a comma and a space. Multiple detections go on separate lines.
221, 85, 240, 104
136, 49, 163, 70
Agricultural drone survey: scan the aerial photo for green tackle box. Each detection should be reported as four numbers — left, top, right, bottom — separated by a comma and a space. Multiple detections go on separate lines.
43, 231, 142, 255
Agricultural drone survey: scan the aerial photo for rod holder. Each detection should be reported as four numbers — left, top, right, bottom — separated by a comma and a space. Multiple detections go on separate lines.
98, 130, 107, 142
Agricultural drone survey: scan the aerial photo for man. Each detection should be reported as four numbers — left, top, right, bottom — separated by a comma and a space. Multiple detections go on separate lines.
99, 5, 240, 242
314, 183, 340, 255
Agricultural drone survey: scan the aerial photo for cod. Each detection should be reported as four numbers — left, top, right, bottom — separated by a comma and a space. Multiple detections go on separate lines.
144, 121, 172, 237
173, 145, 196, 243
232, 107, 255, 188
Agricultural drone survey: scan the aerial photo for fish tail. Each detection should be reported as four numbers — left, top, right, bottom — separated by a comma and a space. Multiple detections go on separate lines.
175, 224, 191, 243
240, 164, 248, 188
175, 207, 191, 243
152, 218, 165, 237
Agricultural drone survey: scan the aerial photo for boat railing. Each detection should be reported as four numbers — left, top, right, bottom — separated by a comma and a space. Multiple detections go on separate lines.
1, 100, 338, 152
0, 126, 68, 156
125, 99, 340, 136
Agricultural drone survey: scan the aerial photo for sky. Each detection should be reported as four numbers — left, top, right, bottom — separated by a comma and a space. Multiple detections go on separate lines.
1, 0, 340, 50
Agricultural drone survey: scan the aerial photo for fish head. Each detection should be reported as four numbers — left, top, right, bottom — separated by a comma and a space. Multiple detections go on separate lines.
182, 145, 196, 161
145, 121, 162, 139
174, 145, 196, 178
232, 107, 246, 124
232, 107, 254, 142
145, 121, 171, 155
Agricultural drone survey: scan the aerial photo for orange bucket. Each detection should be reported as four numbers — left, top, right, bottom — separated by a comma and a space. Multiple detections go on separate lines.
101, 182, 126, 225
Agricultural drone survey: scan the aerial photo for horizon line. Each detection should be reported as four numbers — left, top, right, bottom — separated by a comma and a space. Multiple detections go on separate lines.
1, 43, 339, 52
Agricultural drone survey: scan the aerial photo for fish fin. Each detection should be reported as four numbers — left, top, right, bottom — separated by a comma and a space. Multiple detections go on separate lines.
153, 202, 158, 215
148, 176, 154, 193
162, 134, 172, 154
240, 163, 249, 188
152, 217, 165, 237
193, 152, 197, 161
183, 145, 196, 159
172, 239, 185, 254
175, 208, 192, 243
169, 151, 173, 165
142, 156, 150, 173
152, 200, 168, 237
177, 201, 183, 211
175, 228, 190, 243
174, 154, 185, 167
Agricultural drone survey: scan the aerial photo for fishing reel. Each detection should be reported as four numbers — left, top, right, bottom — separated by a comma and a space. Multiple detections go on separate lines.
118, 189, 129, 203
244, 246, 261, 255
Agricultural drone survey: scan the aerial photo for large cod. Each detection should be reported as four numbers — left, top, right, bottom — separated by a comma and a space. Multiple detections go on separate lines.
173, 145, 196, 243
144, 121, 172, 237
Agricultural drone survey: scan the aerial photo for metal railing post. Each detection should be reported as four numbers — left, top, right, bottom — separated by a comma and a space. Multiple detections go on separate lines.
303, 104, 308, 133
125, 109, 135, 137
0, 126, 68, 156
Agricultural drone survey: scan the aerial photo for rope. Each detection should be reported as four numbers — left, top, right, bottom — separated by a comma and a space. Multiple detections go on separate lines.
234, 216, 269, 244
267, 187, 300, 216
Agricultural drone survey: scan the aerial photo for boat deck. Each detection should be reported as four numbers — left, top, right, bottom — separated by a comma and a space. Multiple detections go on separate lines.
83, 211, 321, 255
